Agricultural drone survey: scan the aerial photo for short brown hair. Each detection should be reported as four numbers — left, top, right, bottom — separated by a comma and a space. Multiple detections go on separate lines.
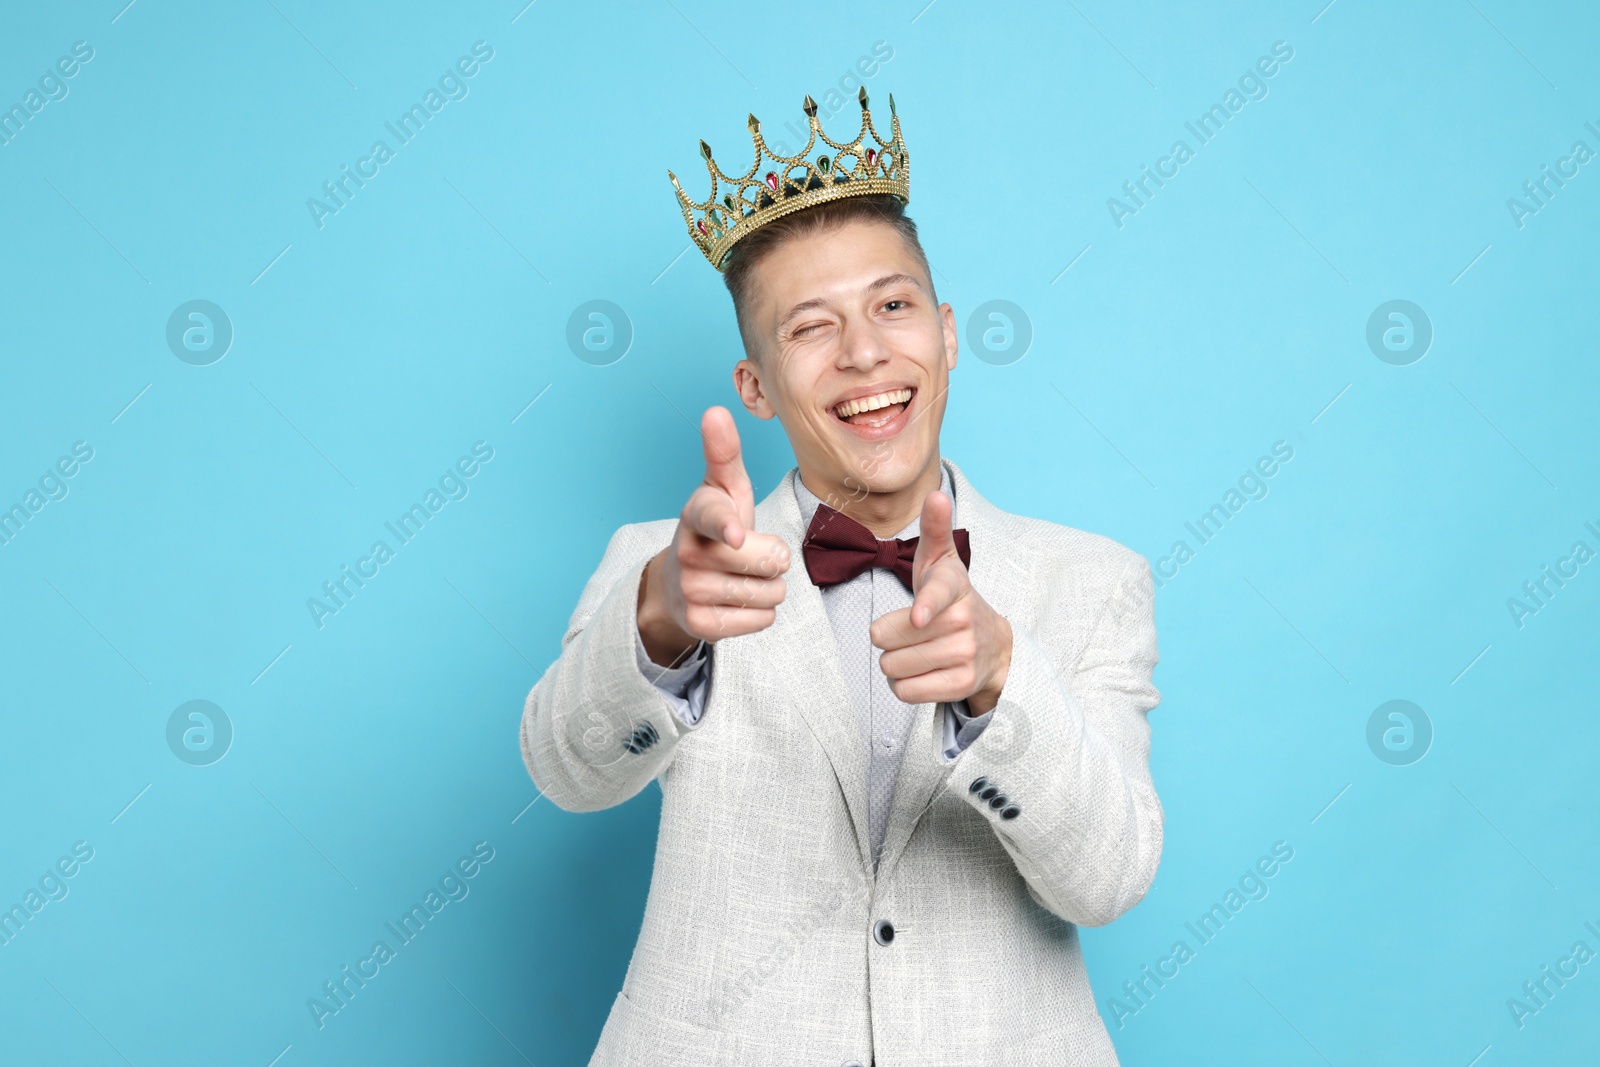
720, 194, 934, 348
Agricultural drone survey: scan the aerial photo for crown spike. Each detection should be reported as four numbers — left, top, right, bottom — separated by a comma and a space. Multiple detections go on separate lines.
889, 93, 896, 116
858, 85, 869, 110
803, 94, 818, 118
699, 139, 713, 161
748, 113, 760, 134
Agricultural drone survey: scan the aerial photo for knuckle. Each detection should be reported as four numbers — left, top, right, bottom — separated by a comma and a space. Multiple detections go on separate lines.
675, 572, 703, 602
685, 487, 714, 515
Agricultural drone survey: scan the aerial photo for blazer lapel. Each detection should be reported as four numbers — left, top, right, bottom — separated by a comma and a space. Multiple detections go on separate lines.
753, 470, 875, 875
872, 459, 1030, 884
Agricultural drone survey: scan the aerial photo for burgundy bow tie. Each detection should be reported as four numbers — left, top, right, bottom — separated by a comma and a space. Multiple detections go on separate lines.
801, 502, 971, 591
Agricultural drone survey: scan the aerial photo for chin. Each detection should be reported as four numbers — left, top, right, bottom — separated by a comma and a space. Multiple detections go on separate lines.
837, 446, 939, 496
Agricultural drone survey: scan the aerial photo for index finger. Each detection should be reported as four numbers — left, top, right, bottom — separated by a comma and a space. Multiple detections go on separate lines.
700, 407, 752, 511
689, 529, 793, 578
911, 490, 956, 577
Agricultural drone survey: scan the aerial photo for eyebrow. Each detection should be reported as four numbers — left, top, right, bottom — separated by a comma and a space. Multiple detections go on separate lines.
776, 273, 925, 331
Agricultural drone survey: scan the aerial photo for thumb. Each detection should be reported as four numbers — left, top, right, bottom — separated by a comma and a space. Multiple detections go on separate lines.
700, 406, 755, 533
911, 489, 956, 589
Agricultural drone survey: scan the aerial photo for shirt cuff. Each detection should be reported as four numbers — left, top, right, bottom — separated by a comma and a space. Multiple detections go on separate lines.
634, 628, 711, 727
940, 700, 994, 763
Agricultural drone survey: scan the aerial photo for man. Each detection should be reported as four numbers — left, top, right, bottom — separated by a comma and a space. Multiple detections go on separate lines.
521, 88, 1162, 1066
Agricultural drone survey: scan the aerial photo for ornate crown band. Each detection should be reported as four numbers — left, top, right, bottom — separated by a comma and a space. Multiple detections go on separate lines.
668, 86, 909, 272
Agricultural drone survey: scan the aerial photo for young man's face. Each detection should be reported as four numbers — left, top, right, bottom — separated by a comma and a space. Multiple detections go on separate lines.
732, 217, 958, 505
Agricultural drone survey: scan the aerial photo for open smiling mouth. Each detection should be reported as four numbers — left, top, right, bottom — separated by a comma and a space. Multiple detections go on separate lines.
831, 387, 915, 435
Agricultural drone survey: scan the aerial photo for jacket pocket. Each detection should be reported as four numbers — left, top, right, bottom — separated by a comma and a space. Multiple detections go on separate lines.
590, 988, 737, 1067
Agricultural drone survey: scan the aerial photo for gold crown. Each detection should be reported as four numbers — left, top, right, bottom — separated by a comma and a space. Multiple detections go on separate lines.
668, 86, 909, 272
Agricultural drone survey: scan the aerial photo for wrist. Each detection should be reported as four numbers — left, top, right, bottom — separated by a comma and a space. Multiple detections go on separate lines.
968, 615, 1013, 715
637, 550, 697, 666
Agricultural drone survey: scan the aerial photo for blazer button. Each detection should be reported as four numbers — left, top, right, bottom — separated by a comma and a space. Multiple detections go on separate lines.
988, 794, 1009, 810
843, 1061, 866, 1067
872, 919, 895, 946
1000, 804, 1021, 820
968, 776, 989, 793
979, 785, 999, 801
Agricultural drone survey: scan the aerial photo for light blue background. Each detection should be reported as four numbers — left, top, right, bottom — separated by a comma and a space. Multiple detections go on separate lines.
2, 1, 1596, 1064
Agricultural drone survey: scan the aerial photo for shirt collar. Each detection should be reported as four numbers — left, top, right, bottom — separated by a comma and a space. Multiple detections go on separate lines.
792, 460, 955, 540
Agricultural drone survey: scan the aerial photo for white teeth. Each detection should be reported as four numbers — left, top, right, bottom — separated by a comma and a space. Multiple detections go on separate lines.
835, 388, 913, 419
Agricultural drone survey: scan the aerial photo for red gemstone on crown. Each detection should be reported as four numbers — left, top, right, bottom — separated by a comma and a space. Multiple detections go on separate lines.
697, 219, 707, 234
765, 171, 779, 191
866, 149, 877, 166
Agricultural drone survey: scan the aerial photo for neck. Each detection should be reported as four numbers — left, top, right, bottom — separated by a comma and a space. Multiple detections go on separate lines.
798, 451, 944, 539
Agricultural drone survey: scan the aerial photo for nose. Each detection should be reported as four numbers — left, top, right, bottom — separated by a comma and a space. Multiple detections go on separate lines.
835, 315, 889, 373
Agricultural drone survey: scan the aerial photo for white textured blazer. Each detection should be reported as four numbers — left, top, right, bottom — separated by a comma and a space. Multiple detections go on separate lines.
520, 460, 1163, 1067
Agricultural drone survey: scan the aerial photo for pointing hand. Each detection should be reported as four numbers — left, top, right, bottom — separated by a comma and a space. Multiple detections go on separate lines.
638, 407, 791, 665
869, 489, 1012, 714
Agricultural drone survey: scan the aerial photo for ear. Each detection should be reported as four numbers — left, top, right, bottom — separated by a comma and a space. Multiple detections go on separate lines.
733, 358, 777, 420
938, 301, 959, 372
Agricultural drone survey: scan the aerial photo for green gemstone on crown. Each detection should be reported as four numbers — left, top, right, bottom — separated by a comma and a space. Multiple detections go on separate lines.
818, 155, 831, 173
